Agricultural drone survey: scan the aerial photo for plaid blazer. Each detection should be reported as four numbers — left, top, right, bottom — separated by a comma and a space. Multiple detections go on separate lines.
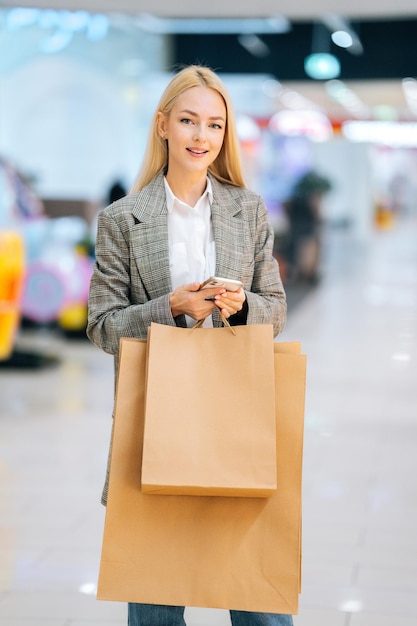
87, 170, 287, 504
87, 170, 286, 361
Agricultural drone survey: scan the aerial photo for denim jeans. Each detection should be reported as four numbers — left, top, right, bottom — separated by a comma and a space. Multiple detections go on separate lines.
128, 603, 294, 625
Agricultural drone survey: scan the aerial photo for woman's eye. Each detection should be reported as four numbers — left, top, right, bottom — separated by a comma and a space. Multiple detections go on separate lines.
211, 123, 222, 130
180, 118, 193, 124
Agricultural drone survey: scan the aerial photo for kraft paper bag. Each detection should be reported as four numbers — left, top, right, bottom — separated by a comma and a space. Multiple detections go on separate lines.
142, 322, 277, 497
97, 336, 306, 614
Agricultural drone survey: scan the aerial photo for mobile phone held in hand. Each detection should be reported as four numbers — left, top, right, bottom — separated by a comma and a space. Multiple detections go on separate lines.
200, 276, 243, 292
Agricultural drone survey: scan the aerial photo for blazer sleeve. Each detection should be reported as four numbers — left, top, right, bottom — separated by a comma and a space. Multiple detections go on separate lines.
86, 209, 175, 356
230, 193, 287, 337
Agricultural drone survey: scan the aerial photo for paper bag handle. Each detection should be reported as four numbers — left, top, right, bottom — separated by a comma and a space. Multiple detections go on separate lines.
192, 311, 236, 335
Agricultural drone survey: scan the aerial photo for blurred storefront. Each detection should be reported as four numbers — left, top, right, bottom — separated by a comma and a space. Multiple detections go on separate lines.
1, 7, 417, 352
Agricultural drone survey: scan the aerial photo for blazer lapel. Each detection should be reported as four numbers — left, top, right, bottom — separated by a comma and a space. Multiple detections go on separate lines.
130, 172, 172, 300
127, 172, 246, 308
209, 175, 245, 280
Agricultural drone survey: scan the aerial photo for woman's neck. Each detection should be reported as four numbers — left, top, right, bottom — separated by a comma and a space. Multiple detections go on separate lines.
165, 171, 208, 207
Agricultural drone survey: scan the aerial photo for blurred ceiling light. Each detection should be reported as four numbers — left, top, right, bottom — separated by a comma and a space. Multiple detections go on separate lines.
38, 9, 60, 29
6, 8, 109, 43
326, 79, 369, 117
39, 30, 73, 54
135, 14, 291, 34
87, 14, 109, 41
321, 13, 363, 55
59, 10, 90, 32
402, 77, 417, 115
331, 30, 353, 48
269, 110, 333, 142
305, 53, 340, 80
343, 120, 417, 147
305, 22, 340, 80
238, 34, 269, 58
5, 7, 40, 29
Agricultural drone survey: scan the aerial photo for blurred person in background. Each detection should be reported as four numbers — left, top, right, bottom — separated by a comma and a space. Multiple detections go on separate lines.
107, 179, 127, 204
87, 65, 289, 626
283, 170, 331, 285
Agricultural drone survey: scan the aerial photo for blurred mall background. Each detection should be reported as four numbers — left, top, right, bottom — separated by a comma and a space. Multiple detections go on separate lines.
1, 2, 417, 625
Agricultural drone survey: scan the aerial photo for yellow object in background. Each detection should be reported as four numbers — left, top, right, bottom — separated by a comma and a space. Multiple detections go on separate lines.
374, 204, 396, 230
0, 231, 25, 360
57, 302, 87, 331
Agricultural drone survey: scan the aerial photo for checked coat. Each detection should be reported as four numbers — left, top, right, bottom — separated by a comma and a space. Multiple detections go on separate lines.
87, 170, 287, 503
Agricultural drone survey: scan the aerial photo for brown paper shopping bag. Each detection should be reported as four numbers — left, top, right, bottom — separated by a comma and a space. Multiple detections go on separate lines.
97, 336, 306, 614
142, 322, 276, 497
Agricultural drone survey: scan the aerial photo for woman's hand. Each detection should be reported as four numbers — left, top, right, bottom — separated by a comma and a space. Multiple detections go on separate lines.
213, 288, 246, 319
169, 282, 226, 320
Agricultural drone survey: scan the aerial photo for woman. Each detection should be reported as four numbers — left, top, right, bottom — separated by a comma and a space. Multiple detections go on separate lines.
87, 65, 289, 626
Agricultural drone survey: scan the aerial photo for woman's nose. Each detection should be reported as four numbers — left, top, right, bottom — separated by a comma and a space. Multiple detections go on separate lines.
193, 125, 206, 141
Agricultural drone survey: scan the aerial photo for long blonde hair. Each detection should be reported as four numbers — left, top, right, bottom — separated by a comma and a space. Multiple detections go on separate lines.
131, 65, 245, 192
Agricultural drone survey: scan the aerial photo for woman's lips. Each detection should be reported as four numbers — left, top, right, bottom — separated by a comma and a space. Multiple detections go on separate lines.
187, 148, 208, 156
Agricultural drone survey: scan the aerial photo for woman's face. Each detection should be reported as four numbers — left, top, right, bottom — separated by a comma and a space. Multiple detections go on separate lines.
158, 86, 226, 179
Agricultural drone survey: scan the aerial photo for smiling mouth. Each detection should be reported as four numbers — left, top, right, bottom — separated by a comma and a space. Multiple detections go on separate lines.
187, 148, 208, 155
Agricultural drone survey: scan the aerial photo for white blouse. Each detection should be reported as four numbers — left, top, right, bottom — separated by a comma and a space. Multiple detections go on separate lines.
164, 177, 216, 327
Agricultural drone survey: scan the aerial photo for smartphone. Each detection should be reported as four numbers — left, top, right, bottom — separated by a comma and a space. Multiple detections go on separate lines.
200, 276, 243, 292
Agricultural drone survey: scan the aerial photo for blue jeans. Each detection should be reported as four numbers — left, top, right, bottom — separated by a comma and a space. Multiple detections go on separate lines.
128, 603, 294, 625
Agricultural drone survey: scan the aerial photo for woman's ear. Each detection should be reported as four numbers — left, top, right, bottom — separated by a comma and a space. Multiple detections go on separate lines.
156, 112, 167, 139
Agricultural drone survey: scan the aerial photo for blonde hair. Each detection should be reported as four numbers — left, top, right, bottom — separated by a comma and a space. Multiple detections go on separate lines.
131, 65, 245, 192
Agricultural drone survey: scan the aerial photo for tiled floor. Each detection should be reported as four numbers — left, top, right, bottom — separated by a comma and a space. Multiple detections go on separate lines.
1, 214, 416, 626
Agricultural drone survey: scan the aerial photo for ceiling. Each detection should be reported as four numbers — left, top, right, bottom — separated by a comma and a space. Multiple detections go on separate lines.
1, 2, 417, 122
0, 0, 416, 19
170, 17, 417, 122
